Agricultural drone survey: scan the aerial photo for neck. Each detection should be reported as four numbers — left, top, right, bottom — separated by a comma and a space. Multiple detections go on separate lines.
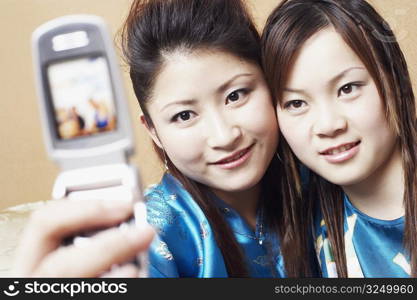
212, 183, 261, 229
342, 144, 404, 220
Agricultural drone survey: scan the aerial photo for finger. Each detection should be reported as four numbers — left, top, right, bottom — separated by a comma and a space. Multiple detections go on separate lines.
32, 197, 135, 238
32, 224, 154, 277
13, 197, 136, 276
100, 263, 139, 278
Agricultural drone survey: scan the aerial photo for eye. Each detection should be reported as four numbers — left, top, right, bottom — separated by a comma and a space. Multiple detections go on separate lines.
225, 88, 250, 105
338, 82, 364, 97
171, 110, 195, 123
282, 100, 307, 113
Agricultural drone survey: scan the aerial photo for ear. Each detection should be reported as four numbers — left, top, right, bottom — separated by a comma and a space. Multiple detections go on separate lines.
140, 115, 163, 149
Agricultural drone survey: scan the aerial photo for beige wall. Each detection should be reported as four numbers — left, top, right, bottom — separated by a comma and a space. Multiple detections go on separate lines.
1, 0, 416, 210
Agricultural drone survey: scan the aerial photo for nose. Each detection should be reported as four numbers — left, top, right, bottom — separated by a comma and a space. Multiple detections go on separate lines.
206, 112, 242, 150
312, 104, 347, 138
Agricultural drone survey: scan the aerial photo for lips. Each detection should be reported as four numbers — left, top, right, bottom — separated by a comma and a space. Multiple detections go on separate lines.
320, 141, 361, 155
210, 143, 255, 169
319, 141, 361, 164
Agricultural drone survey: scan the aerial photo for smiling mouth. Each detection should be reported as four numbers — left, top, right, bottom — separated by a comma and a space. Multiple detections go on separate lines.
211, 144, 255, 165
320, 141, 361, 156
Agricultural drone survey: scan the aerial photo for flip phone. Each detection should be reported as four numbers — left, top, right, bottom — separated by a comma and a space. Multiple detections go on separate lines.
32, 15, 147, 277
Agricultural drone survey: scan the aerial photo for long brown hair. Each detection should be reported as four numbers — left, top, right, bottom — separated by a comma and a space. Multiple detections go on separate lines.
262, 0, 417, 277
121, 0, 314, 277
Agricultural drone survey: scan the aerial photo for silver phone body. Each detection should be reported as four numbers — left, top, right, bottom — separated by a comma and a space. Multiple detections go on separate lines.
32, 15, 147, 277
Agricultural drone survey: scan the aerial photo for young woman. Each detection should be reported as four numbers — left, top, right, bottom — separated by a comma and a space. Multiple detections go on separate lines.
262, 0, 416, 277
13, 0, 314, 278
120, 0, 314, 278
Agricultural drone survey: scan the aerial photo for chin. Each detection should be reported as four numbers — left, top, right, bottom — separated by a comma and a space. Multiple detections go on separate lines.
214, 173, 262, 193
316, 171, 363, 187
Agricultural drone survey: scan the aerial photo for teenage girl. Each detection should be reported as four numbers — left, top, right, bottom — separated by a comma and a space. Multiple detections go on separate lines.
262, 0, 416, 277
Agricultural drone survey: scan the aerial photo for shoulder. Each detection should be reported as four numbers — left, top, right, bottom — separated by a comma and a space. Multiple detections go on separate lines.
145, 173, 205, 235
144, 174, 222, 277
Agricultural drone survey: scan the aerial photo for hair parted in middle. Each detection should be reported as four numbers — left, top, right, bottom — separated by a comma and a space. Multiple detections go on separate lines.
262, 0, 416, 277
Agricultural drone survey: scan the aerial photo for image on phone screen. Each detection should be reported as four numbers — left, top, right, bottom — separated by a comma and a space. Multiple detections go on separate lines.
47, 56, 117, 140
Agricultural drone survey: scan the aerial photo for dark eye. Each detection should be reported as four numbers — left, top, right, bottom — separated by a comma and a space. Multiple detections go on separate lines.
290, 100, 304, 108
282, 99, 308, 113
172, 111, 194, 122
283, 100, 305, 109
225, 89, 250, 105
341, 84, 353, 95
338, 82, 364, 97
227, 91, 240, 102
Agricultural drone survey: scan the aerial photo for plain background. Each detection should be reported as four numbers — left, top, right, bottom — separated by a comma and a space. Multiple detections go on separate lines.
0, 0, 416, 210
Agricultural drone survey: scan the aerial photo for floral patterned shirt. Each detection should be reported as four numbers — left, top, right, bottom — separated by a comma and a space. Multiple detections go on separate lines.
315, 195, 410, 277
145, 173, 286, 278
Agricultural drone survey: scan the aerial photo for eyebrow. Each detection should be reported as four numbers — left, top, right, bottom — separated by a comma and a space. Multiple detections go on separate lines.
160, 73, 254, 112
283, 66, 365, 93
160, 99, 197, 112
216, 73, 254, 94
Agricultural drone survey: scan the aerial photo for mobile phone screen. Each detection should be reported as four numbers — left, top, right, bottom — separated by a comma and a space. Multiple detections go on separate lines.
47, 56, 117, 140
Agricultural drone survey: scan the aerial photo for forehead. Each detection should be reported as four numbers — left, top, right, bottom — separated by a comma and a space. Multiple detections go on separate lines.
149, 50, 260, 104
286, 27, 365, 86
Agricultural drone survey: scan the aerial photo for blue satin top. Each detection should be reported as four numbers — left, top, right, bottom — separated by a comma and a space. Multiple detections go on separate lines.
145, 173, 286, 277
315, 194, 410, 277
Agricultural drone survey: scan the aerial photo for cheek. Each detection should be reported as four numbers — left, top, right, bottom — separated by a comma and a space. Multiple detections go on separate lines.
356, 108, 396, 151
245, 96, 278, 137
349, 87, 392, 139
158, 127, 205, 165
277, 113, 307, 152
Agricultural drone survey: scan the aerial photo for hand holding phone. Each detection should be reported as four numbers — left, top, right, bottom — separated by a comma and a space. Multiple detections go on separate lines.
26, 15, 150, 277
12, 198, 154, 277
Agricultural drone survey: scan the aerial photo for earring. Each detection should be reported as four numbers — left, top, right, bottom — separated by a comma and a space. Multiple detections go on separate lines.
154, 131, 169, 172
276, 152, 283, 163
162, 150, 169, 171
